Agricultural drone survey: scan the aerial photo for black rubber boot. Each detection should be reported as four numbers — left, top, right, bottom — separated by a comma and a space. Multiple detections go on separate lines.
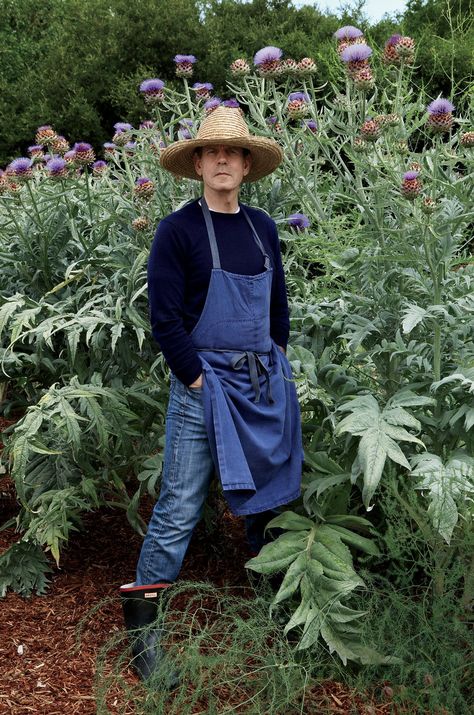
120, 582, 178, 685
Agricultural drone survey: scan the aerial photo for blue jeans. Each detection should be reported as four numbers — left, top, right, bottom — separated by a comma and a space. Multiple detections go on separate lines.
135, 375, 280, 585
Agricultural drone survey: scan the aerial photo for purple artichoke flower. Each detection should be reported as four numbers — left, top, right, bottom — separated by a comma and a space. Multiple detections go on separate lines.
92, 160, 107, 174
139, 78, 165, 104
386, 34, 402, 47
341, 44, 372, 63
174, 55, 197, 78
64, 150, 76, 163
114, 122, 133, 132
124, 141, 136, 150
222, 98, 240, 108
287, 213, 310, 230
103, 142, 117, 152
204, 97, 222, 114
253, 46, 282, 66
139, 120, 155, 129
139, 78, 164, 93
73, 142, 92, 153
28, 145, 44, 156
136, 176, 152, 186
192, 82, 213, 91
403, 170, 419, 181
303, 119, 317, 133
427, 98, 455, 115
46, 157, 68, 179
334, 26, 364, 41
8, 157, 33, 176
174, 54, 197, 64
288, 92, 309, 103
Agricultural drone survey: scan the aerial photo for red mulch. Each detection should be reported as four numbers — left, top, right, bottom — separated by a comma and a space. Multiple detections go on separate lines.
0, 415, 406, 715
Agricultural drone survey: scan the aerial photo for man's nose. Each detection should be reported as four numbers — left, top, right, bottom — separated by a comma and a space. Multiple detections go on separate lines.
216, 147, 228, 161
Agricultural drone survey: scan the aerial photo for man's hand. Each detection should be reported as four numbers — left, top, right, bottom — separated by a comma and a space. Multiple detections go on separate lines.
189, 374, 203, 389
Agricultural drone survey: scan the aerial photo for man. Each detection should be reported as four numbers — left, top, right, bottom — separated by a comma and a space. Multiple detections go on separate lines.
120, 107, 303, 681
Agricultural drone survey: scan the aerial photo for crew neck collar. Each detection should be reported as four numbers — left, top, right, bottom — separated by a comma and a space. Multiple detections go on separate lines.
198, 199, 240, 214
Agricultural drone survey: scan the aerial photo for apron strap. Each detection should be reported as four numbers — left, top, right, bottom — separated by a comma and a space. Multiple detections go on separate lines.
201, 196, 221, 269
241, 207, 271, 271
200, 197, 271, 271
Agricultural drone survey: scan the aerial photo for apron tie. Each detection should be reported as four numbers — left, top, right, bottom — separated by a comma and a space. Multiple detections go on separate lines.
230, 351, 274, 404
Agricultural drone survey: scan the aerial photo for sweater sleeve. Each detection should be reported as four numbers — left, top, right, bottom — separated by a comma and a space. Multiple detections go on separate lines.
147, 219, 203, 385
268, 221, 290, 350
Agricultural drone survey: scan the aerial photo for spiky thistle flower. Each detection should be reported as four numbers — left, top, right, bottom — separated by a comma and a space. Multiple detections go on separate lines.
132, 216, 150, 231
254, 46, 283, 78
103, 142, 117, 155
178, 119, 194, 140
353, 137, 368, 152
401, 170, 422, 199
192, 82, 213, 101
139, 120, 155, 130
302, 119, 317, 134
73, 142, 95, 165
395, 140, 409, 155
46, 157, 68, 180
222, 98, 240, 109
204, 97, 222, 115
334, 26, 364, 42
287, 92, 310, 120
296, 57, 317, 76
64, 150, 76, 165
341, 43, 372, 79
287, 213, 310, 230
140, 78, 165, 104
7, 158, 34, 181
35, 125, 57, 145
92, 160, 107, 175
51, 136, 70, 155
409, 161, 422, 173
360, 118, 381, 142
230, 58, 250, 77
460, 131, 474, 148
134, 177, 155, 200
266, 116, 282, 133
421, 197, 437, 214
281, 58, 298, 76
395, 36, 415, 61
427, 98, 455, 134
174, 54, 197, 78
28, 145, 45, 163
353, 67, 375, 91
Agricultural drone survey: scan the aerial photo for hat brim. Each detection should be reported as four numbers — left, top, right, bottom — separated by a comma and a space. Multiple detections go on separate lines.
159, 136, 283, 182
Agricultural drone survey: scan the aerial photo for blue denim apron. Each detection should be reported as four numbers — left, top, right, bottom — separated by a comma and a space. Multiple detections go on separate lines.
191, 197, 303, 515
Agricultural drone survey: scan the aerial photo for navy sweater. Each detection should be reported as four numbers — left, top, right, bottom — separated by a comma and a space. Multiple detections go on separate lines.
147, 199, 290, 386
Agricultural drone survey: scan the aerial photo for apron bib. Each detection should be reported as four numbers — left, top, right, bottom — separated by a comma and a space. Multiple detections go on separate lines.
190, 197, 303, 515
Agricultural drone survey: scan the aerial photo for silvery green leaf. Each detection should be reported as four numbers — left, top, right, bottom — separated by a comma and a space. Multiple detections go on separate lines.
246, 532, 306, 574
265, 511, 314, 532
411, 451, 474, 543
402, 303, 427, 334
431, 369, 474, 393
271, 552, 307, 605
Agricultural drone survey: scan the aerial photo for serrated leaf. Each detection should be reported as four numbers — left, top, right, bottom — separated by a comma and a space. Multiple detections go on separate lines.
271, 552, 307, 605
265, 511, 314, 532
402, 303, 427, 334
246, 532, 306, 574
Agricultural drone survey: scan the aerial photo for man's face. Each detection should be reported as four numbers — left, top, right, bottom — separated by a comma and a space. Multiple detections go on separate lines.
193, 145, 252, 193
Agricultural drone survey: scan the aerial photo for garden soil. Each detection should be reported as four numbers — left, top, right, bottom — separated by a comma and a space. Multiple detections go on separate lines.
0, 417, 395, 715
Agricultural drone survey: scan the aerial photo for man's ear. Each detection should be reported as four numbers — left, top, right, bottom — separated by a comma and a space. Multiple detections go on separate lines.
243, 152, 252, 176
193, 152, 203, 177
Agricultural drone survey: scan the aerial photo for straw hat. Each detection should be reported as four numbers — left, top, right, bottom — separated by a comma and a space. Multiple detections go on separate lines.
159, 107, 283, 182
